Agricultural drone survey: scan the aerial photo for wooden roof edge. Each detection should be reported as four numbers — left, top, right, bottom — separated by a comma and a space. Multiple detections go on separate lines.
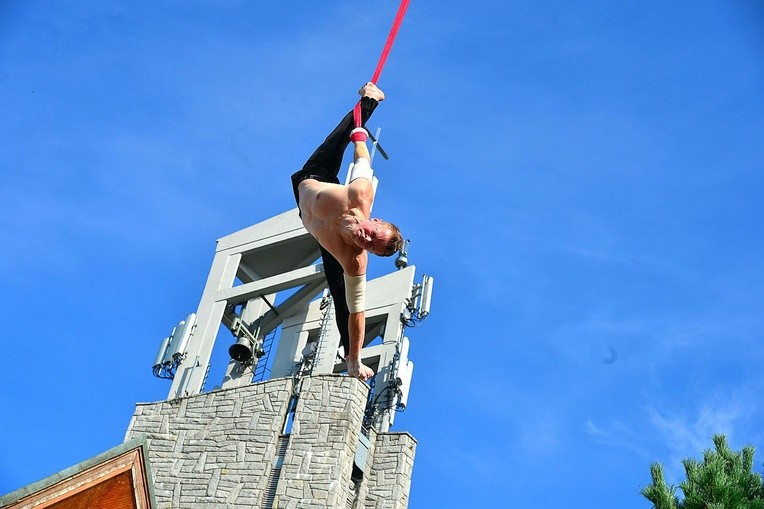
0, 436, 156, 509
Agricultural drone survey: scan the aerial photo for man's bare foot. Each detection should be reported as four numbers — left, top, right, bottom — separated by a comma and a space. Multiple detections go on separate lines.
359, 82, 385, 102
347, 358, 375, 381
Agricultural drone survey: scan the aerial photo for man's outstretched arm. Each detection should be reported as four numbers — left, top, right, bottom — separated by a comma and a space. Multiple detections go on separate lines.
343, 264, 374, 381
347, 311, 374, 381
317, 246, 374, 381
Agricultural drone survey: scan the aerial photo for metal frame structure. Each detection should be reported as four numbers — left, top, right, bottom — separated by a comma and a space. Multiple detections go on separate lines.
157, 206, 431, 433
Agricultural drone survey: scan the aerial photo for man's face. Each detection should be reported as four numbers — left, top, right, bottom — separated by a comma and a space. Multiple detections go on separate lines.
353, 218, 391, 255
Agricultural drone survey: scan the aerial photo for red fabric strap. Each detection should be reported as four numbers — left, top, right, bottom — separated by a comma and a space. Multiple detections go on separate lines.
353, 101, 362, 129
371, 0, 410, 85
350, 127, 368, 142
354, 0, 411, 128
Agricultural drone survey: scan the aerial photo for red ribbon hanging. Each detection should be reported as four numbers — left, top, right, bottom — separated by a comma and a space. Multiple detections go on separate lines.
354, 0, 411, 128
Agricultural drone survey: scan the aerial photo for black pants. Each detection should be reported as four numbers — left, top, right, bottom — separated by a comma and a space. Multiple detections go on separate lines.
290, 97, 379, 355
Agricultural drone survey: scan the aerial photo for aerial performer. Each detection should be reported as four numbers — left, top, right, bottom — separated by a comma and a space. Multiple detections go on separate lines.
291, 82, 403, 381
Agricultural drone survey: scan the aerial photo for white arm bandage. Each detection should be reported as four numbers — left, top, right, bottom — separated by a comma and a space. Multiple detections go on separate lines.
344, 274, 366, 313
349, 157, 374, 183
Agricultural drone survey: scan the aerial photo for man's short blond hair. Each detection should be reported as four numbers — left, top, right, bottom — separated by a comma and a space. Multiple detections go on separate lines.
377, 222, 403, 257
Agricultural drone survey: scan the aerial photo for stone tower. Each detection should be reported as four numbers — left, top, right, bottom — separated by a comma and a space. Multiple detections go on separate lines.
126, 376, 415, 508
140, 205, 432, 508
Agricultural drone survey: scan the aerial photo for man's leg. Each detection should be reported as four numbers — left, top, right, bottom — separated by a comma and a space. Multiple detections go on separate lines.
299, 96, 379, 181
319, 245, 351, 356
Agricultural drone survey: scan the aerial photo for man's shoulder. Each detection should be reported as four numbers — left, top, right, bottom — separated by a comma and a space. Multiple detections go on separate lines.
348, 176, 373, 191
347, 179, 373, 210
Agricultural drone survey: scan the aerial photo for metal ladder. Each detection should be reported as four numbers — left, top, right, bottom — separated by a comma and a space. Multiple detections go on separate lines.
253, 328, 278, 382
312, 295, 335, 374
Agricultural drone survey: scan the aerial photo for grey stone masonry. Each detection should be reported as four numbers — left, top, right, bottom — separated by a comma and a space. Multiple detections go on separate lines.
125, 375, 416, 509
365, 433, 417, 509
273, 376, 367, 509
126, 378, 293, 508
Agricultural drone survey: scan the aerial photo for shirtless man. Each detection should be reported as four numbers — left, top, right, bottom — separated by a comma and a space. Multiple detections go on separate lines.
290, 82, 403, 381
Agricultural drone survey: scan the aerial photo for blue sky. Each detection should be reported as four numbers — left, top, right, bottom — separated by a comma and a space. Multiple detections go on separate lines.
1, 1, 763, 507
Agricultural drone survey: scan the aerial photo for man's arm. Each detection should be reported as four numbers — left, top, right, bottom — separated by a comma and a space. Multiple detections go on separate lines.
317, 246, 374, 381
347, 139, 375, 214
347, 311, 373, 380
343, 141, 375, 381
343, 253, 374, 381
353, 139, 370, 162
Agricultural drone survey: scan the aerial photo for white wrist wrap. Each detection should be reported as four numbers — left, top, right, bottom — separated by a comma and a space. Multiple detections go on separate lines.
349, 157, 374, 183
344, 274, 366, 313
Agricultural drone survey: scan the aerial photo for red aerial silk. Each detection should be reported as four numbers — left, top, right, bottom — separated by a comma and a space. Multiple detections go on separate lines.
353, 0, 411, 128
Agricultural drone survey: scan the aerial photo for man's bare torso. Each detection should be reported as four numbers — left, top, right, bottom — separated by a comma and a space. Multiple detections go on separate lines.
297, 178, 374, 276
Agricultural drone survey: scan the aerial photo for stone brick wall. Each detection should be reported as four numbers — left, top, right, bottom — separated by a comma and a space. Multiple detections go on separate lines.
365, 433, 417, 509
126, 378, 293, 508
125, 375, 416, 509
272, 376, 367, 509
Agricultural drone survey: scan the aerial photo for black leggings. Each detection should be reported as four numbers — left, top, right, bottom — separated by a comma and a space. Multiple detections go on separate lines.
290, 96, 379, 355
290, 97, 378, 203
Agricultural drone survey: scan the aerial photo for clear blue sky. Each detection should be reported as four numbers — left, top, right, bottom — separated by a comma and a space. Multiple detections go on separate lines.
1, 1, 763, 507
